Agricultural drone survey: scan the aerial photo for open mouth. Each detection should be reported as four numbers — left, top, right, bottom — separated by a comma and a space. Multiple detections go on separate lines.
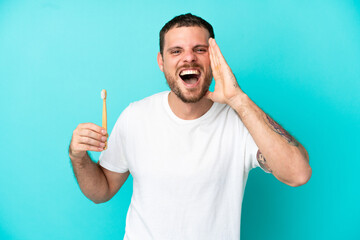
179, 69, 200, 86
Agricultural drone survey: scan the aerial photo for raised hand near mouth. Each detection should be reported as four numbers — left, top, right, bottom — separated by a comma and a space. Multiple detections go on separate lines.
205, 38, 311, 187
205, 38, 244, 105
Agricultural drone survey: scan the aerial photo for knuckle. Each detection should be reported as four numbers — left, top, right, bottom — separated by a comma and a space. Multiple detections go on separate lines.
84, 138, 90, 144
89, 131, 96, 138
97, 133, 102, 140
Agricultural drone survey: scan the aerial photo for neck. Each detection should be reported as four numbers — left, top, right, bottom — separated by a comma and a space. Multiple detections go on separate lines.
168, 91, 213, 120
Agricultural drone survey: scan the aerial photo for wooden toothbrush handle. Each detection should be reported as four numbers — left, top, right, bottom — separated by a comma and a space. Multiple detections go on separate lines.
102, 99, 107, 149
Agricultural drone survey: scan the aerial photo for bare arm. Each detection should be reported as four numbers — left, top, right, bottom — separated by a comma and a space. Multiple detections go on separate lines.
69, 123, 129, 203
206, 38, 311, 187
229, 94, 311, 187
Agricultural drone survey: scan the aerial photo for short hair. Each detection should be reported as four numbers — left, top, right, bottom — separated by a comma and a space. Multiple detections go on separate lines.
159, 13, 215, 55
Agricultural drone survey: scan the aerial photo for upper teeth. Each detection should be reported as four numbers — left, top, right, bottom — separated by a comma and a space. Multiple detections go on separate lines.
180, 70, 199, 76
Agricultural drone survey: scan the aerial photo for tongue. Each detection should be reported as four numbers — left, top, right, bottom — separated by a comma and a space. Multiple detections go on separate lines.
184, 78, 198, 84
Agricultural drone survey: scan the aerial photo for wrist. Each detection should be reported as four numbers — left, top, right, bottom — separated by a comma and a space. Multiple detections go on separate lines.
227, 92, 248, 109
227, 92, 252, 119
69, 147, 87, 163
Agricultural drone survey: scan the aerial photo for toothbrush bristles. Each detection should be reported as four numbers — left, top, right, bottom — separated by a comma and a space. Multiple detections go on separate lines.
101, 89, 107, 99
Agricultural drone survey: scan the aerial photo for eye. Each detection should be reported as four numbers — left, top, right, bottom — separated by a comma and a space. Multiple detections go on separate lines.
195, 48, 207, 53
171, 49, 181, 55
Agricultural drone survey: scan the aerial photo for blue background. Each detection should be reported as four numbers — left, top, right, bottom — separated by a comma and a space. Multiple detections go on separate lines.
1, 0, 359, 239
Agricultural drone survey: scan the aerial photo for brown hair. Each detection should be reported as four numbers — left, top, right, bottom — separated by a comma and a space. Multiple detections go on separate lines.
159, 13, 215, 55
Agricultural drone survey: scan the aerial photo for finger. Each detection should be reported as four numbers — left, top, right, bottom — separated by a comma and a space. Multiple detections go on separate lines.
213, 43, 223, 70
78, 136, 105, 148
79, 123, 107, 135
209, 45, 215, 70
211, 40, 220, 66
211, 39, 227, 65
77, 143, 104, 152
209, 39, 218, 71
208, 38, 217, 64
78, 128, 106, 142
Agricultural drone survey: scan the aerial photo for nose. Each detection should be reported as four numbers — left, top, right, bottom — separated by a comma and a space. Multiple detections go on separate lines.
182, 50, 197, 63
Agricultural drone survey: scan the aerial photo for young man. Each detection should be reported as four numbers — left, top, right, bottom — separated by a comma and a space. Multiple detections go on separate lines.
69, 13, 311, 240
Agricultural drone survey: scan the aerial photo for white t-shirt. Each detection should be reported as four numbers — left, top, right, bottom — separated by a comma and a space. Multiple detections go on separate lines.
99, 91, 268, 240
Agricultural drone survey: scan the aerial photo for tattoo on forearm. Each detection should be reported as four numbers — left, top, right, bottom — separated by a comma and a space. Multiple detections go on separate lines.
257, 150, 272, 173
265, 115, 299, 146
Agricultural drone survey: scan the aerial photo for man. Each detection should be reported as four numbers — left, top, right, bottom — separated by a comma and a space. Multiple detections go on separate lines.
69, 13, 311, 239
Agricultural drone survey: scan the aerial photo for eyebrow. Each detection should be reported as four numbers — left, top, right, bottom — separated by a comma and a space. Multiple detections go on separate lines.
193, 44, 209, 48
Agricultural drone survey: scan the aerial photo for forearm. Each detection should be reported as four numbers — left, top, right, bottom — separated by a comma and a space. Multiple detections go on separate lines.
70, 152, 111, 203
228, 93, 311, 187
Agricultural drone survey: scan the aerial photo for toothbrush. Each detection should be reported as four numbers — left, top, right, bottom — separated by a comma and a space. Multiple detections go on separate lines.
101, 89, 107, 150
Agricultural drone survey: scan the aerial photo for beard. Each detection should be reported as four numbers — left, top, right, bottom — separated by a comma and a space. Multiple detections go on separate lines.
164, 64, 212, 103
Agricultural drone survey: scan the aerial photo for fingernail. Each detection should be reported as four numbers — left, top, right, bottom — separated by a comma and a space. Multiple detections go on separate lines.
100, 143, 105, 147
101, 129, 106, 134
101, 136, 107, 142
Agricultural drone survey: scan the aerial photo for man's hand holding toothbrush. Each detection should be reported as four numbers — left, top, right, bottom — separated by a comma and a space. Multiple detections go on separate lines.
69, 123, 107, 161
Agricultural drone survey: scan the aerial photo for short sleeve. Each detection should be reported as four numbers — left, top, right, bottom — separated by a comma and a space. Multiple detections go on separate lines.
98, 105, 130, 173
244, 130, 271, 173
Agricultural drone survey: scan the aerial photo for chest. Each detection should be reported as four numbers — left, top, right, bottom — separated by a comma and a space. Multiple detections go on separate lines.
124, 117, 244, 185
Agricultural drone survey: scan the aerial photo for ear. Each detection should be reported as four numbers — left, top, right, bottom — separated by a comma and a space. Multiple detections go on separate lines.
157, 52, 164, 72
